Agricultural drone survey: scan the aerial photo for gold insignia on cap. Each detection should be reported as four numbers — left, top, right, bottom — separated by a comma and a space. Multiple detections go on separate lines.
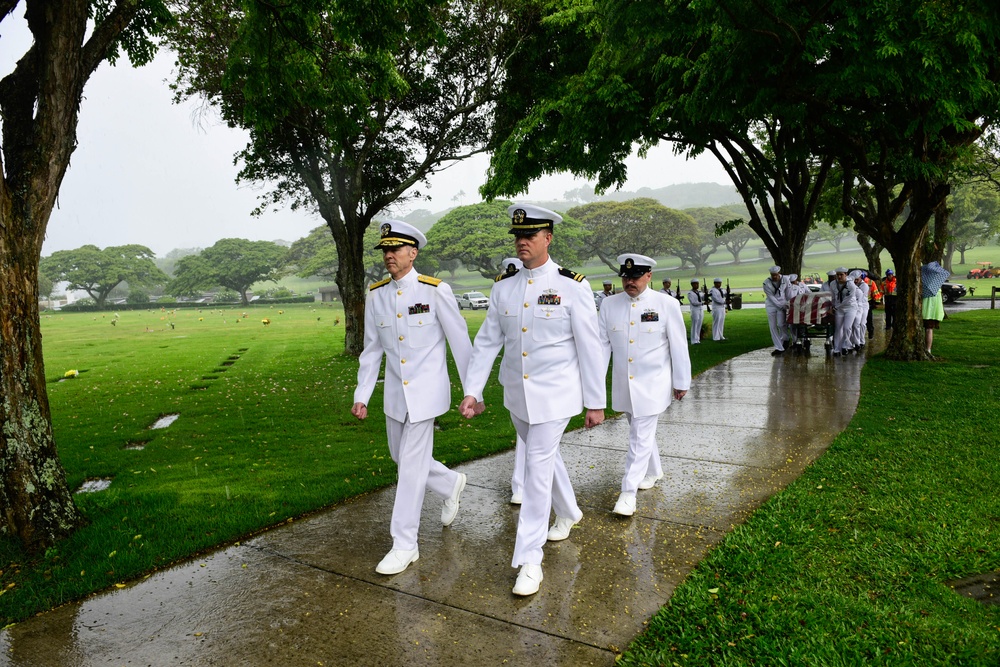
380, 223, 391, 237
625, 258, 634, 269
512, 209, 526, 225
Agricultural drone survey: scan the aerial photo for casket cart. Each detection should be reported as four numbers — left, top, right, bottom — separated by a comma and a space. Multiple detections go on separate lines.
786, 292, 834, 354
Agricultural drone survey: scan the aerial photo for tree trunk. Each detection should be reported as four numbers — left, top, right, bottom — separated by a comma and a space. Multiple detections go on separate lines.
327, 214, 369, 357
857, 232, 883, 278
1, 204, 84, 551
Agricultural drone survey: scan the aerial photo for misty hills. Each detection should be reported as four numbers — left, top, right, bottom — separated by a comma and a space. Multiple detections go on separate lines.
402, 182, 742, 232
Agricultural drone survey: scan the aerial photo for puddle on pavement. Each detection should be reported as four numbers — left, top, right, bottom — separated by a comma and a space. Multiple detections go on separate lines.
948, 571, 1000, 606
76, 478, 112, 493
150, 414, 179, 429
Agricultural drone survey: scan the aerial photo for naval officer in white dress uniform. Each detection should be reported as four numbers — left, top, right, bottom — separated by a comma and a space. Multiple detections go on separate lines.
598, 254, 691, 516
459, 204, 606, 597
352, 220, 482, 575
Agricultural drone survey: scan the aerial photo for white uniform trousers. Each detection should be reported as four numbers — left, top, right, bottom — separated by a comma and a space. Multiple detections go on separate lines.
510, 415, 582, 567
850, 308, 865, 348
689, 307, 704, 344
833, 309, 856, 353
711, 305, 726, 340
765, 307, 788, 351
621, 413, 662, 494
385, 415, 459, 551
510, 434, 526, 498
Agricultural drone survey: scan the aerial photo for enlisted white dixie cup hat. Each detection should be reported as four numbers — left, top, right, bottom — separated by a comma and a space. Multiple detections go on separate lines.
769, 265, 781, 274
374, 219, 427, 249
507, 203, 562, 236
714, 277, 722, 284
691, 278, 700, 284
827, 270, 837, 277
788, 273, 799, 282
617, 253, 657, 278
835, 266, 849, 274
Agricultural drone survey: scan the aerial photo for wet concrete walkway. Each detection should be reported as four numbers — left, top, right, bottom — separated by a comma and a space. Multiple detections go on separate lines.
0, 346, 873, 667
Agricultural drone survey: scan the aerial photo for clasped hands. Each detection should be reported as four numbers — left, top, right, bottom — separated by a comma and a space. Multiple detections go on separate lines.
459, 396, 604, 430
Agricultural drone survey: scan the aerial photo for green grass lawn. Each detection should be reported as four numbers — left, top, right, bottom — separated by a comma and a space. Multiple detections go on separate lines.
0, 303, 770, 625
619, 309, 1000, 666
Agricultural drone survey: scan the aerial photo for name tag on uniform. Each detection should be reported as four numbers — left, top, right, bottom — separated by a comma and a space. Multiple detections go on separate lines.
538, 290, 561, 306
408, 303, 430, 315
641, 310, 659, 322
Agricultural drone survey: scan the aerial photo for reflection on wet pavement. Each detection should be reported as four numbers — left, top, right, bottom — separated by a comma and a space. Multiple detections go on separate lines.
0, 342, 874, 666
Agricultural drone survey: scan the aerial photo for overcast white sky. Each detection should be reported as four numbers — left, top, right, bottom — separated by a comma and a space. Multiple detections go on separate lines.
2, 11, 730, 258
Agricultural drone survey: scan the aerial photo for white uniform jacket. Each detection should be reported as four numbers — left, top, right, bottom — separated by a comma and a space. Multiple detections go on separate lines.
687, 289, 704, 310
354, 270, 474, 424
763, 276, 788, 310
463, 258, 606, 424
832, 280, 858, 313
598, 289, 691, 417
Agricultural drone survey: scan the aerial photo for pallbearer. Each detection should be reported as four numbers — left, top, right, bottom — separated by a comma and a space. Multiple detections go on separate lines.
598, 254, 691, 516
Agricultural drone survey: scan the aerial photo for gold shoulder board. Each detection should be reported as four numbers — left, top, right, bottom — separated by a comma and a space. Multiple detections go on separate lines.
558, 268, 585, 282
417, 275, 442, 287
369, 278, 391, 291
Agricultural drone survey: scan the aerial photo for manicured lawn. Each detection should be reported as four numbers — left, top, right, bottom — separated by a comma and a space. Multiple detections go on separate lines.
619, 310, 1000, 666
0, 303, 770, 625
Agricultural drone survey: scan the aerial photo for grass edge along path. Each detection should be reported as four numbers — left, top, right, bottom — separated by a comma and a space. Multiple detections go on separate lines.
1, 306, 769, 627
619, 310, 1000, 666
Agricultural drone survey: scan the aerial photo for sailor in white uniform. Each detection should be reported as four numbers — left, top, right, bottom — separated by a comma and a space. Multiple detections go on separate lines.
851, 270, 869, 351
598, 254, 691, 516
831, 267, 858, 356
459, 204, 606, 597
352, 220, 482, 575
686, 278, 705, 345
709, 278, 727, 340
763, 266, 790, 356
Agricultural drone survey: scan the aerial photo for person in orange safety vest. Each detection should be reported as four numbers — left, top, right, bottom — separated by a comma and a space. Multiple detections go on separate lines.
882, 269, 898, 331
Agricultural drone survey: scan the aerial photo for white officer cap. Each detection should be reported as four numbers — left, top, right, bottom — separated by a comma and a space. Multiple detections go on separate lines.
507, 203, 562, 236
501, 257, 522, 273
374, 219, 427, 250
769, 265, 781, 274
616, 253, 657, 278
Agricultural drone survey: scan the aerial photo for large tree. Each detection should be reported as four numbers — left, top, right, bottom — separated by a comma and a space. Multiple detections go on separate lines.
425, 200, 589, 278
481, 1, 833, 276
168, 0, 524, 355
0, 1, 171, 550
566, 198, 697, 272
167, 238, 287, 305
40, 244, 168, 307
485, 0, 1000, 360
286, 224, 393, 285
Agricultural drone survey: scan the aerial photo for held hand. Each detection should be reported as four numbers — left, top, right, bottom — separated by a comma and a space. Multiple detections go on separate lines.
458, 395, 479, 419
473, 401, 486, 416
351, 402, 368, 420
584, 409, 605, 429
674, 389, 688, 401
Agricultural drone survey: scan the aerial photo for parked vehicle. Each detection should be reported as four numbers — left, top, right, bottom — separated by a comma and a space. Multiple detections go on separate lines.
456, 291, 489, 310
941, 282, 967, 303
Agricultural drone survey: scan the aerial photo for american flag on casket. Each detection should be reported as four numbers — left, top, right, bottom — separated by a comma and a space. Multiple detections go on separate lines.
787, 292, 833, 325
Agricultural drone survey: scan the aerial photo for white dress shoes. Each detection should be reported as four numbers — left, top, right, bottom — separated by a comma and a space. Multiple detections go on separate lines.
512, 564, 543, 596
638, 474, 663, 490
546, 515, 579, 541
510, 491, 522, 505
375, 547, 419, 575
613, 492, 637, 516
441, 473, 466, 526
